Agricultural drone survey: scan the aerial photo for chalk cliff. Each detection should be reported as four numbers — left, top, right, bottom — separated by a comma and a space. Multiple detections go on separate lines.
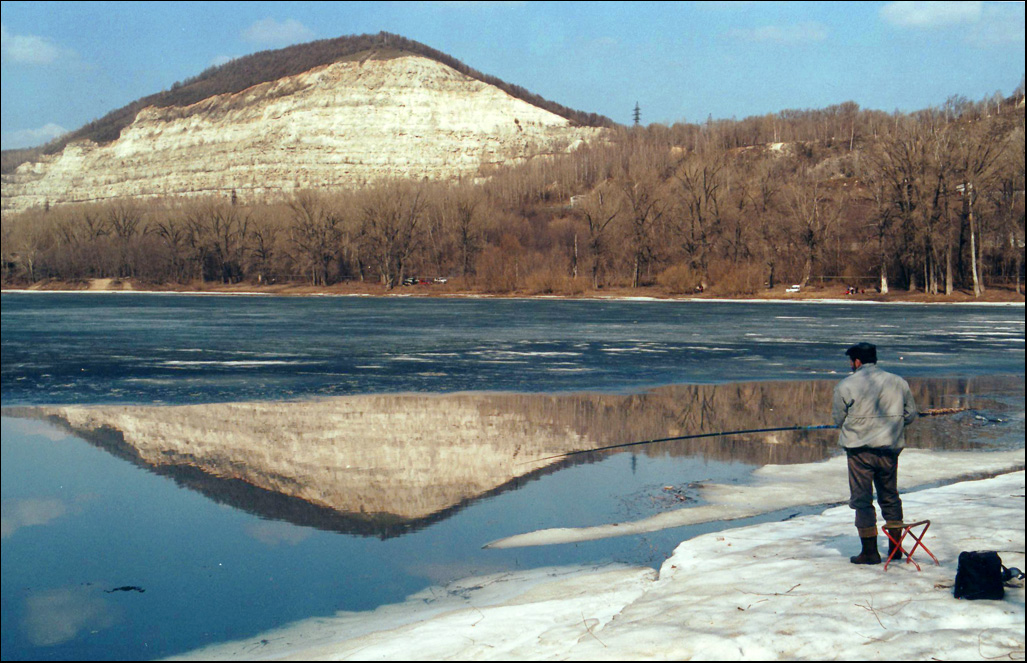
1, 54, 602, 212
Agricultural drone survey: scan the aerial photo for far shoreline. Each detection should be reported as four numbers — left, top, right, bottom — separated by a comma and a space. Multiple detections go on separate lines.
2, 278, 1024, 306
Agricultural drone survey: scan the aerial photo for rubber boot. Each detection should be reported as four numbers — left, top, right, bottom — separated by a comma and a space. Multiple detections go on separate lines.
850, 536, 881, 565
885, 528, 905, 562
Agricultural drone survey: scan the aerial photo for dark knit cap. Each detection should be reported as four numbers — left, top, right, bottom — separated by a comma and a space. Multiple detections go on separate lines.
846, 342, 877, 364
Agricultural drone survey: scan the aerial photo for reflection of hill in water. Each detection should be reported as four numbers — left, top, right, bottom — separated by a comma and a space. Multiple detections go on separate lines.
12, 375, 1020, 538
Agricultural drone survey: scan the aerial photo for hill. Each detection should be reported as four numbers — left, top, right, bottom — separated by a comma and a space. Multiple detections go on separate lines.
0, 32, 611, 212
1, 60, 1021, 299
5, 31, 612, 168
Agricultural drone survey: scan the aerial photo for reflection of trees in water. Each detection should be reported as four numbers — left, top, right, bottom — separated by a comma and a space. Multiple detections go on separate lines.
11, 375, 1021, 539
518, 376, 1020, 466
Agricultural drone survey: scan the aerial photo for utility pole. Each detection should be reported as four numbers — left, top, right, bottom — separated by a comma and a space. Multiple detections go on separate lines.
633, 102, 641, 126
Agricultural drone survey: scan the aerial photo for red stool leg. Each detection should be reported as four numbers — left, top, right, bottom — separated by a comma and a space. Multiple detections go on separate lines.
883, 520, 938, 571
904, 522, 939, 568
882, 526, 905, 571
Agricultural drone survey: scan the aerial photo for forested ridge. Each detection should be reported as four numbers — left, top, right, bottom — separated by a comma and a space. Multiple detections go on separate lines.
2, 84, 1024, 298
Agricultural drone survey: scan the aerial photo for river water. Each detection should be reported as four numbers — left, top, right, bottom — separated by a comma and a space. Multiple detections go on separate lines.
1, 293, 1023, 660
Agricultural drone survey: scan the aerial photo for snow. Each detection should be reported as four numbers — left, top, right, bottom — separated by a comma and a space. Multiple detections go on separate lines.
175, 460, 1025, 661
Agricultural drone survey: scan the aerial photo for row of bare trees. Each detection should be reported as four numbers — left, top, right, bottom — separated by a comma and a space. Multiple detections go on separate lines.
1, 180, 493, 290
860, 108, 1024, 296
3, 99, 1024, 296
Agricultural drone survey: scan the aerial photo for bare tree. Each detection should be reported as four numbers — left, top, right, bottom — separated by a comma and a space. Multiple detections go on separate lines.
5, 211, 52, 282
787, 170, 842, 288
430, 184, 487, 278
673, 151, 726, 284
359, 180, 429, 288
248, 209, 282, 285
857, 154, 898, 294
0, 218, 15, 283
186, 200, 249, 283
152, 212, 192, 283
577, 180, 624, 288
288, 191, 342, 286
740, 159, 786, 289
996, 122, 1025, 294
950, 121, 1007, 297
870, 117, 950, 293
106, 202, 144, 278
621, 170, 667, 288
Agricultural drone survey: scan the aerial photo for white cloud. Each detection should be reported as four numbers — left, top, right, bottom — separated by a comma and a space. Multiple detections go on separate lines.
1, 498, 67, 539
727, 22, 829, 45
241, 18, 316, 46
22, 587, 117, 647
969, 3, 1026, 46
1, 123, 69, 151
880, 2, 1024, 47
880, 1, 982, 29
0, 23, 73, 65
245, 520, 311, 547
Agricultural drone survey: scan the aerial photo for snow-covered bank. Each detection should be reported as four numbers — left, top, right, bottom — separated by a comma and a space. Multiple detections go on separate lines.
176, 467, 1026, 661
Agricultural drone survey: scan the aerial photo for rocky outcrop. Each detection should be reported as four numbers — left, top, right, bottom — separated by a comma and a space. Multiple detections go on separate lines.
1, 55, 602, 212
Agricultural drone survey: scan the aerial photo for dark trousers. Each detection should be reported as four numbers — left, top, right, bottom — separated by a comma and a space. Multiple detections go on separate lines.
847, 447, 903, 537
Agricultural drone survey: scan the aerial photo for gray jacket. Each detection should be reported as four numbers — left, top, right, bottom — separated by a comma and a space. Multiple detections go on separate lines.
832, 364, 917, 450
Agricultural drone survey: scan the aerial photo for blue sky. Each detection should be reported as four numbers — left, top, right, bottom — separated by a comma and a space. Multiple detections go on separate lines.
1, 1, 1024, 150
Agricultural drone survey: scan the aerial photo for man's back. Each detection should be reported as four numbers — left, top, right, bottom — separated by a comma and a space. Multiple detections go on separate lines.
832, 364, 917, 450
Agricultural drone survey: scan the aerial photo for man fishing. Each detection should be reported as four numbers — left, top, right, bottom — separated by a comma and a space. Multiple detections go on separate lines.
832, 342, 918, 565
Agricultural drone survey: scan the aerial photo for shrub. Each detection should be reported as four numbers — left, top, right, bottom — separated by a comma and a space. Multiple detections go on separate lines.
709, 262, 766, 296
657, 263, 702, 295
524, 268, 586, 296
474, 245, 520, 293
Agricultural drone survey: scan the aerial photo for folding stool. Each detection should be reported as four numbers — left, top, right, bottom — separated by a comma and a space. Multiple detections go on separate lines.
883, 519, 940, 571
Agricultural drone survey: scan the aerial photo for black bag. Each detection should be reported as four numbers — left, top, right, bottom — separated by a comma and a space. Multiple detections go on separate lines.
954, 551, 1005, 600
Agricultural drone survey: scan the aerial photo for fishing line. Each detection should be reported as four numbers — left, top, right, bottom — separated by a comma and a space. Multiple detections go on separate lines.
526, 407, 967, 465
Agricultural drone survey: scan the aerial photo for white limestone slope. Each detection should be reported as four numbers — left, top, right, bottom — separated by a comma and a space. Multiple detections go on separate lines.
1, 55, 602, 212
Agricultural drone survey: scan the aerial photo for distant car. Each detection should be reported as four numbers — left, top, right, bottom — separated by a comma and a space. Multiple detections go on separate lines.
786, 285, 801, 293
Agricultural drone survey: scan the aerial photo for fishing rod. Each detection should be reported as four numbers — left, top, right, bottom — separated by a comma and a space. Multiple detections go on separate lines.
528, 407, 967, 465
